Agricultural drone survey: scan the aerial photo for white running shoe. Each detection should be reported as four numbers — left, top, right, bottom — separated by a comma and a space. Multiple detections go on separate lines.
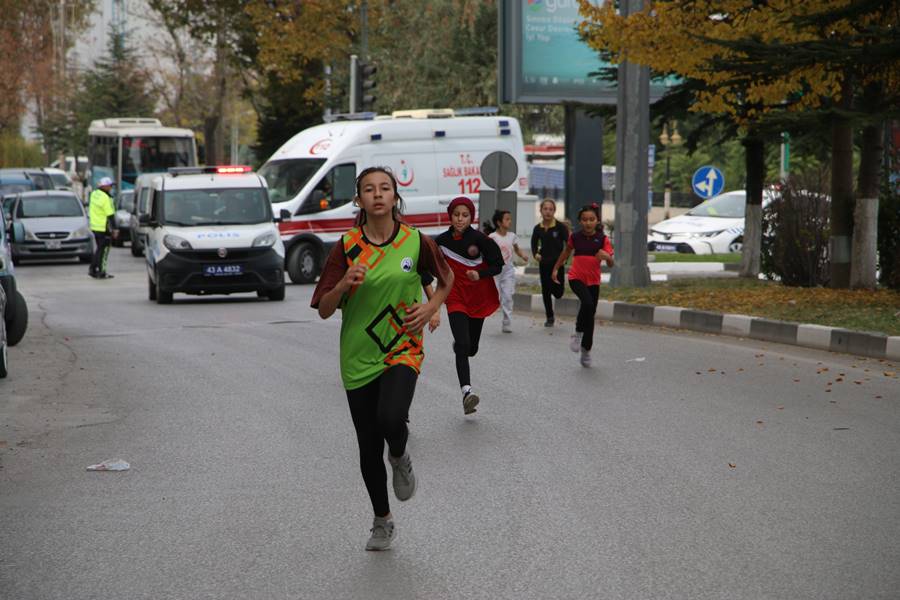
580, 348, 592, 368
502, 321, 512, 333
366, 517, 396, 551
569, 332, 583, 353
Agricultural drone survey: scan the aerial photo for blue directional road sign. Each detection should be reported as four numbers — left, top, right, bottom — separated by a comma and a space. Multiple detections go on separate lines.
692, 165, 725, 200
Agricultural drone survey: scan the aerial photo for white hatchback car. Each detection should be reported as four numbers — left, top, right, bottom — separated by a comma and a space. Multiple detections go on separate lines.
648, 189, 775, 254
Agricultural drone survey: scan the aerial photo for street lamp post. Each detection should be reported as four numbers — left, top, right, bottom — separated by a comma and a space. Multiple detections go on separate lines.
658, 121, 682, 220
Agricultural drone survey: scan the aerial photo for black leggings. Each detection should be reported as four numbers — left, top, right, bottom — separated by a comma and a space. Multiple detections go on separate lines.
346, 365, 418, 517
448, 312, 484, 388
569, 280, 600, 351
539, 261, 565, 319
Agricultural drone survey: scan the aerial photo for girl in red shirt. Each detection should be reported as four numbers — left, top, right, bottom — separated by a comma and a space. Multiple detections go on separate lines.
551, 204, 614, 367
435, 196, 504, 414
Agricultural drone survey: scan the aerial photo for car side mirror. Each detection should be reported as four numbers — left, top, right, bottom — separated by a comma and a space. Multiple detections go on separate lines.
11, 222, 24, 243
277, 209, 291, 222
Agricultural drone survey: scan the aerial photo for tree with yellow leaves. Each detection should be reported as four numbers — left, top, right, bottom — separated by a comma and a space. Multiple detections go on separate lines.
578, 0, 900, 289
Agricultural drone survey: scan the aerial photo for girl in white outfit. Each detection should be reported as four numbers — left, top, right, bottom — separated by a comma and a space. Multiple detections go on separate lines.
485, 210, 529, 332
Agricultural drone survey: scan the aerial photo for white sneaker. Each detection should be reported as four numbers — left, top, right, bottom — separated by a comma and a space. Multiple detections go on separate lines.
366, 517, 396, 551
569, 332, 583, 353
580, 348, 592, 368
502, 321, 512, 333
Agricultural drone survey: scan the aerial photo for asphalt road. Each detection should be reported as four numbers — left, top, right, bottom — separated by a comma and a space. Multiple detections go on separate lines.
1, 249, 898, 600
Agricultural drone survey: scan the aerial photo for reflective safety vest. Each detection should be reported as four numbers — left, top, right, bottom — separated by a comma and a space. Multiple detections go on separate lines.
89, 189, 115, 232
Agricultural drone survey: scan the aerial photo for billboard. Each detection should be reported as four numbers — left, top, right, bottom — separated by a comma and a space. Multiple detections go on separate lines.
499, 0, 675, 105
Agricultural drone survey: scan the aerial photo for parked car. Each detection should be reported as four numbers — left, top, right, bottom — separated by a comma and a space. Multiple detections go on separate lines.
647, 189, 776, 254
0, 284, 8, 378
8, 190, 93, 264
129, 173, 162, 257
112, 189, 135, 247
44, 167, 75, 191
0, 207, 28, 347
0, 168, 55, 198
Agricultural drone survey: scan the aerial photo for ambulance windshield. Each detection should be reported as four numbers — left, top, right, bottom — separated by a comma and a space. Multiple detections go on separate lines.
258, 159, 325, 204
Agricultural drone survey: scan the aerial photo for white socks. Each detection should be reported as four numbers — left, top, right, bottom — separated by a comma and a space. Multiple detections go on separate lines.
461, 385, 472, 395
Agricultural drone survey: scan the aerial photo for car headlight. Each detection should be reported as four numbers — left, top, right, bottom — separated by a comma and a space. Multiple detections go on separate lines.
687, 230, 724, 239
252, 231, 277, 247
163, 234, 192, 250
72, 225, 91, 239
24, 228, 39, 241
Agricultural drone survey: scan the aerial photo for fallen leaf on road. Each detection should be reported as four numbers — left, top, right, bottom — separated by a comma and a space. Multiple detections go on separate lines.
826, 389, 832, 393
835, 377, 844, 383
875, 395, 883, 399
833, 427, 850, 431
776, 406, 784, 410
728, 462, 737, 469
625, 357, 646, 363
885, 372, 896, 377
708, 368, 717, 372
755, 354, 765, 358
756, 420, 764, 424
737, 368, 744, 372
853, 381, 863, 385
793, 378, 800, 382
696, 371, 702, 375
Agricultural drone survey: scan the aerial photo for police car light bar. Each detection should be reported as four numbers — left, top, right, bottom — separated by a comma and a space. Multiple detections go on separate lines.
168, 166, 252, 176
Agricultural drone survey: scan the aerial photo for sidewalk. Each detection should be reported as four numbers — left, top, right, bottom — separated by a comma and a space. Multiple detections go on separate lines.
512, 290, 900, 362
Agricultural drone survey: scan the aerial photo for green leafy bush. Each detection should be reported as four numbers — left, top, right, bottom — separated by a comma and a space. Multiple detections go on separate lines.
0, 134, 44, 168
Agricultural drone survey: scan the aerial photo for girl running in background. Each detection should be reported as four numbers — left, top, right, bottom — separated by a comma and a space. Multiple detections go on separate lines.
530, 199, 569, 327
311, 167, 453, 551
436, 196, 503, 414
551, 203, 614, 368
485, 209, 529, 333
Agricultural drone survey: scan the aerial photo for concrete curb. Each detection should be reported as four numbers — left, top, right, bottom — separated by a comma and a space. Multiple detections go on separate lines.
513, 292, 900, 361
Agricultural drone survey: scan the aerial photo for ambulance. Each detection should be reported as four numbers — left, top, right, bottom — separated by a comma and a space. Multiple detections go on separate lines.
258, 109, 530, 283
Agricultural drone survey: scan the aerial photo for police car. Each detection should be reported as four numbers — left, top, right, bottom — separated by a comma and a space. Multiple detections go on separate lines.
139, 166, 286, 304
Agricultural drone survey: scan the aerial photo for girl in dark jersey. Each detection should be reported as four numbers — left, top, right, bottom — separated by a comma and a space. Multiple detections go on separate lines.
311, 167, 453, 551
551, 204, 614, 367
435, 196, 503, 414
530, 198, 569, 327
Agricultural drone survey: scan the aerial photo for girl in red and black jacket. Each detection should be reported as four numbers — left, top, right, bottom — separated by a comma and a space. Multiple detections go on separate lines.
551, 204, 614, 368
435, 196, 503, 415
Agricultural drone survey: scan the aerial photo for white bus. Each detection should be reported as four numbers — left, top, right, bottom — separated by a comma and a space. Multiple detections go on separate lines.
87, 118, 197, 196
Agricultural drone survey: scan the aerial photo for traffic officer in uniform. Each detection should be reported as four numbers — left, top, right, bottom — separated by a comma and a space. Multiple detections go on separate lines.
88, 177, 116, 279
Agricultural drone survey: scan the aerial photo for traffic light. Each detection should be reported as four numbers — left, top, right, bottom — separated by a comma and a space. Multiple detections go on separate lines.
357, 61, 377, 112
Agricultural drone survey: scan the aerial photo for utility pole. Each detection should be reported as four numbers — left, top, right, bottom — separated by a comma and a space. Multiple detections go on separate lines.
610, 0, 651, 288
349, 55, 359, 113
361, 0, 369, 59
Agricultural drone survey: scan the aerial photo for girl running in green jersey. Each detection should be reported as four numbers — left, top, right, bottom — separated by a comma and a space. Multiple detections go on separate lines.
311, 167, 453, 551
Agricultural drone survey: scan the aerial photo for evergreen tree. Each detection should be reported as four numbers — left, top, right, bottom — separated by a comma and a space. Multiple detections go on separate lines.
41, 24, 155, 158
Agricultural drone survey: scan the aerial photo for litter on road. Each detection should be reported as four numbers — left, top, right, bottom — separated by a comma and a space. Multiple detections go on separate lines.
86, 459, 130, 472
